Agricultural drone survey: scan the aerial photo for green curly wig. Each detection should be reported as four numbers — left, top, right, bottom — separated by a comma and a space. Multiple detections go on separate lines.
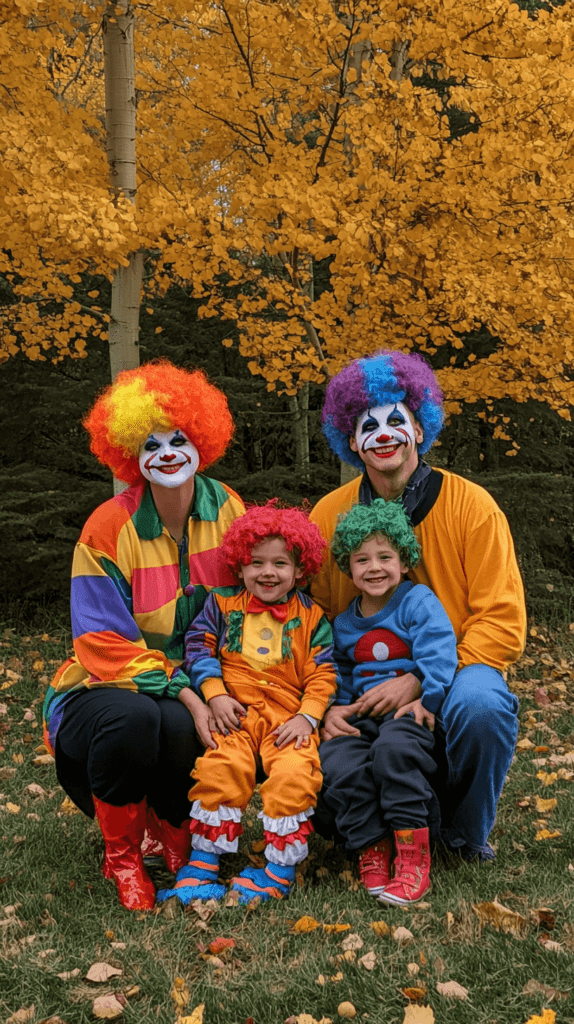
332, 499, 421, 577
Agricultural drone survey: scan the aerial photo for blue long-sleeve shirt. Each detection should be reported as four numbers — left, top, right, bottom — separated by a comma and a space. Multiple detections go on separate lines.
333, 581, 457, 715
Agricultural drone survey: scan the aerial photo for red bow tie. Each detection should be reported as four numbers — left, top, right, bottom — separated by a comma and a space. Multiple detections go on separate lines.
246, 594, 289, 622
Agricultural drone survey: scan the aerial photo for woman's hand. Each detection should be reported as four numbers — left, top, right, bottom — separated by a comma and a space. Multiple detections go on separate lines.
272, 714, 313, 750
353, 672, 422, 719
177, 687, 218, 750
208, 694, 247, 735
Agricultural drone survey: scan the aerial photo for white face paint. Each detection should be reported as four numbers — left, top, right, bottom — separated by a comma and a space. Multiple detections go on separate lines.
354, 403, 417, 459
139, 429, 200, 489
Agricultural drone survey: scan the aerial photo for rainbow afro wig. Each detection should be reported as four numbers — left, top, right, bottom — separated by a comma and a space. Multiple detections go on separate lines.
332, 499, 421, 577
221, 500, 327, 584
322, 350, 444, 468
83, 360, 234, 484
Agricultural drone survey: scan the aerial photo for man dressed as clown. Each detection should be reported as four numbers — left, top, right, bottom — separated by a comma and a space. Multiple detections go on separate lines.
43, 360, 244, 911
310, 349, 526, 862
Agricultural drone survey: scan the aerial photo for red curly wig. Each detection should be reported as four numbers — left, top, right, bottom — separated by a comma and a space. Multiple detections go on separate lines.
221, 501, 327, 583
83, 360, 235, 484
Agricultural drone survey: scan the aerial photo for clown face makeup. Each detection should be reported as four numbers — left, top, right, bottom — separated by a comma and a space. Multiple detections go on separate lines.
139, 429, 200, 489
355, 403, 417, 457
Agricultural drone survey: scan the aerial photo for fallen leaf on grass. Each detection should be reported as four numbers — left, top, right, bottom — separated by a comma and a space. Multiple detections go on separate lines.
523, 1012, 555, 1024
291, 916, 321, 933
539, 938, 565, 954
57, 968, 81, 980
516, 738, 535, 751
535, 829, 561, 841
330, 971, 344, 982
359, 951, 377, 970
392, 926, 414, 944
178, 1006, 204, 1024
370, 920, 390, 937
536, 771, 558, 787
340, 932, 363, 951
436, 981, 469, 1000
285, 1016, 333, 1024
171, 976, 190, 1010
86, 962, 123, 983
199, 953, 225, 967
535, 797, 557, 813
337, 1003, 357, 1019
531, 908, 556, 931
407, 962, 420, 976
6, 1007, 35, 1024
92, 995, 124, 1020
33, 755, 54, 766
323, 923, 351, 933
522, 979, 570, 1001
24, 783, 45, 797
6, 802, 20, 814
0, 766, 17, 780
110, 942, 126, 950
209, 936, 235, 954
402, 1006, 435, 1023
400, 987, 427, 1002
60, 796, 80, 815
472, 898, 528, 938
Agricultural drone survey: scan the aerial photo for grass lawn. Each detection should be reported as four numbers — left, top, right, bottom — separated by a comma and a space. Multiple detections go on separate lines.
1, 621, 573, 1024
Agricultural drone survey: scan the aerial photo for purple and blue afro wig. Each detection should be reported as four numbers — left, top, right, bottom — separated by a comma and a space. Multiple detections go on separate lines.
322, 350, 444, 469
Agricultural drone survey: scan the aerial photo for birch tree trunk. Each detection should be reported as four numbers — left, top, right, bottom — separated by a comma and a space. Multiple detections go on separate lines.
103, 0, 142, 493
103, 1, 142, 380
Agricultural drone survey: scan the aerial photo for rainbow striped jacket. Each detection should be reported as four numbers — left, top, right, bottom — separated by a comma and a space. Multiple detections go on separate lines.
43, 475, 244, 753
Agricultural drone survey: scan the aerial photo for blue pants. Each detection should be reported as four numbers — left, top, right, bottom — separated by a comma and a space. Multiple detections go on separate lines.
318, 664, 518, 859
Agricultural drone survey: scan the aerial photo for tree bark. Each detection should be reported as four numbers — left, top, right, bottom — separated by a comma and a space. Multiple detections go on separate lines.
103, 0, 142, 493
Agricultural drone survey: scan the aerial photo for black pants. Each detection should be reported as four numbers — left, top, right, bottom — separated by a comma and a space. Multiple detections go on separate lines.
55, 688, 201, 826
315, 713, 444, 851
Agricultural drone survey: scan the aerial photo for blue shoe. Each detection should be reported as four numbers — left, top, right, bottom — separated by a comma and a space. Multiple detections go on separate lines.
157, 852, 226, 904
230, 862, 295, 904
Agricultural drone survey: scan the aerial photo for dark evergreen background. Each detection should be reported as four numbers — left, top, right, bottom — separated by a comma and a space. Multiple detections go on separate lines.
1, 271, 572, 623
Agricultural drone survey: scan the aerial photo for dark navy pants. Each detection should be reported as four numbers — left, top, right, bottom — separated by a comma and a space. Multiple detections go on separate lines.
55, 688, 201, 826
318, 664, 519, 858
316, 712, 441, 851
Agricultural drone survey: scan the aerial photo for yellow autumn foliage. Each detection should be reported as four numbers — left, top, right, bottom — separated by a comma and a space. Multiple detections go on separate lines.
1, 1, 574, 425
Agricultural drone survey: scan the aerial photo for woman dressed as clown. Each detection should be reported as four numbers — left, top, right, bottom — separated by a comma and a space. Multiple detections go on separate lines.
42, 360, 244, 911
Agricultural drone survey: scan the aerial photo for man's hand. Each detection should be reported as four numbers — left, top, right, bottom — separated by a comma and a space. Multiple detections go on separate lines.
272, 714, 313, 750
320, 704, 362, 742
353, 672, 422, 719
177, 686, 218, 750
208, 694, 246, 734
394, 698, 435, 731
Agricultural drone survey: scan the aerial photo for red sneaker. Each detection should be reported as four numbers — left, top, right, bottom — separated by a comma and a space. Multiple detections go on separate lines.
359, 837, 393, 895
378, 828, 431, 905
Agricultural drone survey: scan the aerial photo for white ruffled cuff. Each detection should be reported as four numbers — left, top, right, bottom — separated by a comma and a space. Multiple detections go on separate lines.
190, 801, 242, 826
192, 834, 239, 855
258, 807, 314, 836
265, 840, 309, 866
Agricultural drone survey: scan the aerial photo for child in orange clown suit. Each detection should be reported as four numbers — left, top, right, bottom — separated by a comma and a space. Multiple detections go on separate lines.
157, 502, 339, 904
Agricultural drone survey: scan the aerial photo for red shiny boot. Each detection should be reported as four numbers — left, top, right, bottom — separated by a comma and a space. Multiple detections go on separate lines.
147, 807, 191, 874
359, 836, 393, 896
93, 797, 156, 911
378, 827, 431, 905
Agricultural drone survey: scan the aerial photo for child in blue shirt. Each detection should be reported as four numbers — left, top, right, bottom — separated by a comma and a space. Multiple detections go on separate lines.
319, 499, 458, 904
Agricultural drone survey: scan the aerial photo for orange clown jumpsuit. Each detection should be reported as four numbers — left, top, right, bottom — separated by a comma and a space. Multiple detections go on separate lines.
183, 586, 339, 866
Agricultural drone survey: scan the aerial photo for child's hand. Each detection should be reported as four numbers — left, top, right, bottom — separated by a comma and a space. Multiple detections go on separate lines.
321, 704, 362, 741
208, 694, 247, 735
272, 714, 313, 750
394, 698, 435, 731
